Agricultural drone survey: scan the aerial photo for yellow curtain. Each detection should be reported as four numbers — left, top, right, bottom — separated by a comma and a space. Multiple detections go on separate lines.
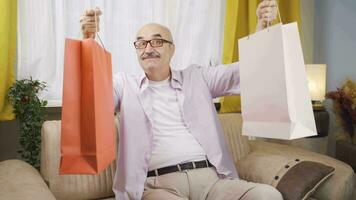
0, 0, 17, 120
220, 0, 301, 113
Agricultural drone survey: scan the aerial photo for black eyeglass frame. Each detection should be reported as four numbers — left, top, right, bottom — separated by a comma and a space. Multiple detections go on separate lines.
133, 38, 173, 49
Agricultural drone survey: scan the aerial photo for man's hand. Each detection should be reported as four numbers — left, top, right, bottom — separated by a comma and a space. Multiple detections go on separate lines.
256, 0, 278, 31
80, 7, 102, 39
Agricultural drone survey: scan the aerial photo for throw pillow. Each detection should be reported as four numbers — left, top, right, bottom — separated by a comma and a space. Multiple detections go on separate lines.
236, 152, 335, 200
275, 161, 335, 200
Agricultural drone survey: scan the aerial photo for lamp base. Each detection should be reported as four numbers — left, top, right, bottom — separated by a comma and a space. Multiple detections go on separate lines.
312, 101, 325, 111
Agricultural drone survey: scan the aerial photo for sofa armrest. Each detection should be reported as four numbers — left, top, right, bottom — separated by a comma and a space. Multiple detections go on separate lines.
0, 159, 56, 200
238, 140, 355, 200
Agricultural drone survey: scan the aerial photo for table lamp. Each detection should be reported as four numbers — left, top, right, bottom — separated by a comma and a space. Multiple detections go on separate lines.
306, 64, 327, 110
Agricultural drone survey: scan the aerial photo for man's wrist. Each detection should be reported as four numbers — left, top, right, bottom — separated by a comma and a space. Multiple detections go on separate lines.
256, 21, 265, 32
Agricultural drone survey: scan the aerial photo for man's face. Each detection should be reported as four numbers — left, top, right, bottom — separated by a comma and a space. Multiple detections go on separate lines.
135, 24, 175, 74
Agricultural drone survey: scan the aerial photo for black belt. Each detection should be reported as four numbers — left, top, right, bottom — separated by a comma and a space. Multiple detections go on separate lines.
147, 160, 213, 177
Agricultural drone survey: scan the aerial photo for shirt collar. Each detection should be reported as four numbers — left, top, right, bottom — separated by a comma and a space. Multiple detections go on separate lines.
170, 69, 182, 89
138, 68, 182, 91
138, 71, 149, 92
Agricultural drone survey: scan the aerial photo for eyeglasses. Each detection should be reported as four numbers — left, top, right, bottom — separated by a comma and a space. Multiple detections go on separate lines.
134, 38, 173, 49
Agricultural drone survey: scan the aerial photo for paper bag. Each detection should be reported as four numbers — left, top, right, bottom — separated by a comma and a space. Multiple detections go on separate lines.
60, 38, 116, 174
238, 23, 317, 140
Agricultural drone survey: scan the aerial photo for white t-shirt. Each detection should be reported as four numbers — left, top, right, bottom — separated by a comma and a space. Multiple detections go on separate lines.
147, 77, 207, 171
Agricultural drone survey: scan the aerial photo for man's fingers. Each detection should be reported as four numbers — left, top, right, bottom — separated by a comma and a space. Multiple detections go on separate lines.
256, 0, 278, 29
260, 0, 277, 9
259, 7, 273, 15
260, 15, 272, 21
261, 13, 276, 21
257, 2, 278, 19
85, 8, 102, 17
81, 17, 100, 23
260, 8, 277, 17
83, 27, 100, 33
81, 23, 96, 30
258, 5, 276, 14
94, 7, 102, 15
259, 14, 277, 24
257, 0, 276, 14
80, 14, 101, 21
82, 24, 98, 29
81, 7, 102, 39
85, 9, 94, 16
85, 32, 96, 39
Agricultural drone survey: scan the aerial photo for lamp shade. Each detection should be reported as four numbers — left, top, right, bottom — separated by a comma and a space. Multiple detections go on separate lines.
306, 64, 327, 102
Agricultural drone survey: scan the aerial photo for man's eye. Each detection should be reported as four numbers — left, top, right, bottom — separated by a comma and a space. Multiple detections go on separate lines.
137, 41, 146, 46
152, 40, 162, 45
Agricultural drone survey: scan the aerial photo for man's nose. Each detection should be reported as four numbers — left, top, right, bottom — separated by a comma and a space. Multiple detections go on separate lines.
144, 42, 155, 52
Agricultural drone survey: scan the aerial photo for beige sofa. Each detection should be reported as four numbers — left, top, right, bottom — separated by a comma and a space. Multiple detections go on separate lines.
0, 113, 355, 200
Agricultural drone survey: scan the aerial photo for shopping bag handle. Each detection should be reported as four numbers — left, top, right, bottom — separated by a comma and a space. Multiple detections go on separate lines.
266, 1, 282, 30
94, 9, 106, 51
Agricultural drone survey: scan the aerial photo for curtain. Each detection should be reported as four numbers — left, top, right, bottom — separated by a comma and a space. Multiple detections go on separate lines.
0, 0, 17, 120
17, 0, 225, 105
220, 0, 302, 113
300, 0, 315, 64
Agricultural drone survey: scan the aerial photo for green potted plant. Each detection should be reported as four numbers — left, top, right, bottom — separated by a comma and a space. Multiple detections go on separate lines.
326, 78, 356, 171
7, 77, 47, 170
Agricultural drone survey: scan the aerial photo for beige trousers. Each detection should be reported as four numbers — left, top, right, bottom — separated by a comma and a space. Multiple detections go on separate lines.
142, 167, 282, 200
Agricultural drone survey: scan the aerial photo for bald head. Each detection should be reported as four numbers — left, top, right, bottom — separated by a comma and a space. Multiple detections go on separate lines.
134, 23, 175, 81
136, 23, 173, 43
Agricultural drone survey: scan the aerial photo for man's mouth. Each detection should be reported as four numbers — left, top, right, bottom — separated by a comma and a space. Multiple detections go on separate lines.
142, 56, 160, 60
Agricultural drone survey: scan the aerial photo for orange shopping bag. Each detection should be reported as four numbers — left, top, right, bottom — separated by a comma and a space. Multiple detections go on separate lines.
60, 38, 116, 174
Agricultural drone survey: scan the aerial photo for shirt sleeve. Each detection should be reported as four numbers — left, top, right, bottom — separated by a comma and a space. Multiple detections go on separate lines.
113, 73, 125, 112
199, 62, 240, 98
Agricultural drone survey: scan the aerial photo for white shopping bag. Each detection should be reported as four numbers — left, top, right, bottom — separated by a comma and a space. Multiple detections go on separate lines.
238, 22, 317, 140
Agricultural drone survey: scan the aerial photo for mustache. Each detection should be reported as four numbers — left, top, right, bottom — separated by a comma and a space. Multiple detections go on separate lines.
141, 52, 160, 60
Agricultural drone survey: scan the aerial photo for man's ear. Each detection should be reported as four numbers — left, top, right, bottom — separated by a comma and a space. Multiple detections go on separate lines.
169, 44, 175, 57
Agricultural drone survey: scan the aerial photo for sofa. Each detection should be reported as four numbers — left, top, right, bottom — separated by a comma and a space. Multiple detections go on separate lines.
0, 113, 355, 199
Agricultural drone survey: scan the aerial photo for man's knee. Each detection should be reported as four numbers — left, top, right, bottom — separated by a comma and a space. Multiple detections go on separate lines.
243, 184, 283, 200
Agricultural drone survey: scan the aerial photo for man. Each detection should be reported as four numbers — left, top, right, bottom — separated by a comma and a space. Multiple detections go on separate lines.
80, 1, 281, 199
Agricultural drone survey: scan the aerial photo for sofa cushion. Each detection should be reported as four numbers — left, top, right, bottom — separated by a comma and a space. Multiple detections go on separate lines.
275, 161, 335, 200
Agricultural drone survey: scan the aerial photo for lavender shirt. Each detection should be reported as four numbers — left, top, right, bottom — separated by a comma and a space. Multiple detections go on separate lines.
112, 63, 240, 200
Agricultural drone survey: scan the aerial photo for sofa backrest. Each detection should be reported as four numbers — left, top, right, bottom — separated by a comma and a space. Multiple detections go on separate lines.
217, 113, 250, 162
40, 113, 249, 199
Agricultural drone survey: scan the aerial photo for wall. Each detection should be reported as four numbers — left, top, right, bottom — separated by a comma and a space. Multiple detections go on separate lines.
314, 0, 356, 91
0, 108, 61, 161
313, 0, 356, 156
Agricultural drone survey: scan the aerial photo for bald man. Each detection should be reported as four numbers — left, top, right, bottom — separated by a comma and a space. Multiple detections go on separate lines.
80, 1, 282, 200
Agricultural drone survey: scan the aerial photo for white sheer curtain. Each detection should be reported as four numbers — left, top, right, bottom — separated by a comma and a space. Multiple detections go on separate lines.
17, 0, 226, 105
